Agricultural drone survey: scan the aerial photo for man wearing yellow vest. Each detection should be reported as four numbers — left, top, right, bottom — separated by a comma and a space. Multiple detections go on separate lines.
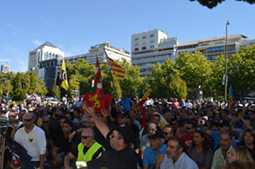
63, 128, 105, 169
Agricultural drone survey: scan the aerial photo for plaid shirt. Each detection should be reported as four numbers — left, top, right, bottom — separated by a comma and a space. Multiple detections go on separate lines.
211, 146, 232, 169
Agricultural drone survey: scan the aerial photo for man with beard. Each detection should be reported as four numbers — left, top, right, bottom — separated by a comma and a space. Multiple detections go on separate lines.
154, 137, 198, 169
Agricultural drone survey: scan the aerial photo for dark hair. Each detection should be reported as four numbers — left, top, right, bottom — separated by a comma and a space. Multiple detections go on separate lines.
151, 114, 161, 120
163, 107, 171, 114
210, 121, 219, 128
190, 130, 212, 155
221, 131, 233, 140
188, 119, 198, 129
74, 107, 81, 113
168, 136, 187, 153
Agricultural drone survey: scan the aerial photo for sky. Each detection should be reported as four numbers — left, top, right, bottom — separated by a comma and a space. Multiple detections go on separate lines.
0, 0, 255, 73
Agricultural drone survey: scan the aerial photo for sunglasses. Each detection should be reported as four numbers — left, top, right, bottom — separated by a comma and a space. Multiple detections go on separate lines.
163, 132, 169, 135
118, 116, 124, 119
43, 121, 49, 123
23, 119, 32, 122
186, 127, 191, 130
81, 136, 92, 139
9, 115, 16, 118
172, 123, 177, 125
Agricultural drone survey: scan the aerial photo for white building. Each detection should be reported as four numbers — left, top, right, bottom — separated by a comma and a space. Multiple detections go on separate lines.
1, 65, 10, 73
28, 41, 64, 78
56, 42, 131, 73
131, 29, 255, 76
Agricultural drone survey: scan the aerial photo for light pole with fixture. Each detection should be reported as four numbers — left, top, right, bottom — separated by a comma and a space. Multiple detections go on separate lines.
224, 20, 230, 101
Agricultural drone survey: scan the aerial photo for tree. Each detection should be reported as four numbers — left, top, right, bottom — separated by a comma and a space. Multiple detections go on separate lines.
21, 72, 31, 96
34, 78, 48, 96
29, 72, 36, 93
12, 72, 24, 101
169, 74, 187, 102
52, 84, 60, 98
118, 60, 143, 97
190, 0, 255, 9
175, 51, 213, 97
229, 45, 255, 99
151, 59, 179, 98
68, 75, 80, 96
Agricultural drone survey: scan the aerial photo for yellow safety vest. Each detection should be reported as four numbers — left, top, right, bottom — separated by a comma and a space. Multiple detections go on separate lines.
76, 141, 105, 168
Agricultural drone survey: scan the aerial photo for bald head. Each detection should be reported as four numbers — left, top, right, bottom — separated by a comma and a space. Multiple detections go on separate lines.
148, 123, 157, 136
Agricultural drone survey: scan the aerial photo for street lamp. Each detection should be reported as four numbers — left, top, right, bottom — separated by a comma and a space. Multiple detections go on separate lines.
224, 20, 230, 101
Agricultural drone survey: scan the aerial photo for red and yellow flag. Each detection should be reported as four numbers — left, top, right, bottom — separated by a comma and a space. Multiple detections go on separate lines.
136, 85, 153, 111
83, 93, 112, 113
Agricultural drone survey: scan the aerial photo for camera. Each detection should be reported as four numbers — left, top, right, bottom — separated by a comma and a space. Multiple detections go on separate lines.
199, 119, 205, 125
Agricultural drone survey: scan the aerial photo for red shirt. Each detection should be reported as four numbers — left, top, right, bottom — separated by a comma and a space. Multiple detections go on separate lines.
181, 133, 193, 150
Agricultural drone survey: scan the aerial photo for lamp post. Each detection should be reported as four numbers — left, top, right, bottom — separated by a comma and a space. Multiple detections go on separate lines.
224, 20, 230, 101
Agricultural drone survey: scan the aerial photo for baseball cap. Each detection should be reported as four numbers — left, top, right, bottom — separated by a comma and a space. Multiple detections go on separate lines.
148, 131, 164, 139
0, 108, 6, 113
117, 111, 128, 118
112, 124, 134, 145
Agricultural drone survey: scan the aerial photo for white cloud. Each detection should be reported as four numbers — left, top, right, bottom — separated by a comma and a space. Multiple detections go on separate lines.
0, 58, 10, 63
32, 39, 42, 46
73, 46, 80, 52
5, 45, 22, 54
17, 59, 26, 65
7, 23, 18, 30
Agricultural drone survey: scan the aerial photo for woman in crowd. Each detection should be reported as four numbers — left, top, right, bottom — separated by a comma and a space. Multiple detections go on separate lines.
187, 130, 213, 169
225, 145, 255, 168
238, 129, 255, 161
225, 160, 248, 169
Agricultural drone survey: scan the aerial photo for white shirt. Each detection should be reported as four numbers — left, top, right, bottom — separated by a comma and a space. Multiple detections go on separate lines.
14, 125, 46, 161
160, 153, 198, 169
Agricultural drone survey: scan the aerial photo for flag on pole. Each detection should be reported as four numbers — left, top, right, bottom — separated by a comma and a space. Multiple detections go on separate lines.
93, 56, 103, 95
56, 59, 69, 91
228, 84, 233, 109
136, 84, 153, 111
104, 50, 126, 80
84, 93, 112, 113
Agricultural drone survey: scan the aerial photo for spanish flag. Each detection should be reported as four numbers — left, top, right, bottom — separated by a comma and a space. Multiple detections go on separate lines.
56, 60, 69, 91
136, 84, 153, 111
228, 85, 233, 109
104, 50, 126, 80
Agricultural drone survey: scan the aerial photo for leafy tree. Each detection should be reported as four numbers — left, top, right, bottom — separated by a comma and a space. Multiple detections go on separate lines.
151, 59, 179, 98
21, 72, 31, 96
118, 60, 142, 97
68, 75, 80, 96
1, 80, 13, 95
169, 74, 187, 102
52, 84, 60, 98
35, 78, 48, 96
229, 45, 255, 99
175, 51, 212, 97
12, 72, 24, 101
29, 72, 36, 92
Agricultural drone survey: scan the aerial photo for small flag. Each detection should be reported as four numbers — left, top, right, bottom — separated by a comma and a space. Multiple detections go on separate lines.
228, 85, 233, 109
136, 85, 153, 111
104, 50, 126, 80
93, 56, 103, 95
56, 60, 69, 91
84, 93, 112, 113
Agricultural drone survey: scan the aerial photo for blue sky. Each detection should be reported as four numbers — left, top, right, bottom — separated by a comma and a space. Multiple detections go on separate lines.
0, 0, 254, 73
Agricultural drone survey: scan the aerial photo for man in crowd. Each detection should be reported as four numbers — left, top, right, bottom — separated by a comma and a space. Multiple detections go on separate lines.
120, 92, 135, 111
140, 123, 157, 159
14, 113, 46, 169
64, 128, 105, 169
154, 137, 198, 169
211, 132, 233, 169
162, 125, 174, 145
181, 120, 197, 149
199, 119, 236, 150
143, 131, 166, 169
82, 106, 139, 169
3, 92, 11, 106
73, 107, 87, 128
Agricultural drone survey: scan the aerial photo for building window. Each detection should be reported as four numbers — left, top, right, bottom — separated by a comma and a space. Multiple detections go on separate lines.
135, 37, 139, 41
142, 36, 146, 39
150, 40, 154, 43
150, 34, 154, 38
134, 48, 139, 51
142, 41, 146, 45
150, 45, 154, 49
135, 42, 139, 46
142, 46, 146, 50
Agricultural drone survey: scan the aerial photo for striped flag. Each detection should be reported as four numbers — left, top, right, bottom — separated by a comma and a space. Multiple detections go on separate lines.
93, 56, 103, 95
228, 85, 233, 109
136, 85, 153, 113
104, 50, 126, 80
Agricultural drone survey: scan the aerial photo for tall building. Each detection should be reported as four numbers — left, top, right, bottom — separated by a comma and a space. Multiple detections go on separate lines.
1, 65, 10, 73
29, 41, 64, 90
131, 29, 255, 76
56, 42, 131, 73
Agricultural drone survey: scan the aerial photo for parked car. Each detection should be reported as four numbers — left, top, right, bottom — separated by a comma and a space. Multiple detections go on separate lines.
43, 98, 60, 105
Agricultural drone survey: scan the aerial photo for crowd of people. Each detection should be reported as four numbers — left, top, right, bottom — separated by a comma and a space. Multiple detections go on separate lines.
1, 91, 255, 169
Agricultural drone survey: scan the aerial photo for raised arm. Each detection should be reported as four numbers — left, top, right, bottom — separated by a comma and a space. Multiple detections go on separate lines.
83, 102, 110, 139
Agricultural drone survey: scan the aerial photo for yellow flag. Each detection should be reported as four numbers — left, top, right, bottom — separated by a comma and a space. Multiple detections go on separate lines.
56, 60, 69, 91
